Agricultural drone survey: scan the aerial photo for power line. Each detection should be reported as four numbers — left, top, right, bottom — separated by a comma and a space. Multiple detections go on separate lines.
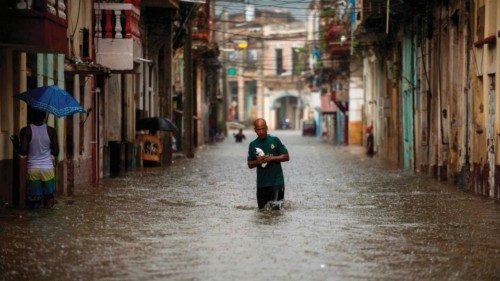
214, 1, 362, 16
218, 57, 350, 71
213, 29, 355, 44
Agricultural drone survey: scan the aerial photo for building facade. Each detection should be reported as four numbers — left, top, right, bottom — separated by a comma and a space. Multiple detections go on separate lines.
220, 6, 310, 131
0, 0, 220, 207
351, 0, 499, 199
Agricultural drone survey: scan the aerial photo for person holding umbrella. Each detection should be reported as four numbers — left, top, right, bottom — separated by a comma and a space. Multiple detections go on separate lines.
19, 108, 59, 208
14, 85, 85, 208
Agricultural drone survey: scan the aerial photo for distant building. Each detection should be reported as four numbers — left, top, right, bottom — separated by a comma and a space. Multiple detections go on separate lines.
219, 6, 310, 130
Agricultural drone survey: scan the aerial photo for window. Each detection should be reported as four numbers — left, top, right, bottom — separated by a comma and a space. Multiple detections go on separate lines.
228, 51, 237, 62
247, 49, 257, 69
275, 49, 283, 75
229, 81, 238, 104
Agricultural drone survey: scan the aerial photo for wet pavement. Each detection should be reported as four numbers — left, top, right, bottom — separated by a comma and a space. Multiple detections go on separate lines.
1, 130, 499, 280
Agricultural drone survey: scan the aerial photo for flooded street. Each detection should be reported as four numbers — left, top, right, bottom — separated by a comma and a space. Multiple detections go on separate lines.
1, 130, 499, 280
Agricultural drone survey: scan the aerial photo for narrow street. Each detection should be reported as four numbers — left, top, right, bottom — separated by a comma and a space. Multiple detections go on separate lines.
1, 131, 499, 280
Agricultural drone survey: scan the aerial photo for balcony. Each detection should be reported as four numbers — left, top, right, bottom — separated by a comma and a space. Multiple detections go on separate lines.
328, 42, 351, 58
323, 23, 350, 58
0, 0, 68, 53
94, 0, 142, 71
192, 2, 209, 47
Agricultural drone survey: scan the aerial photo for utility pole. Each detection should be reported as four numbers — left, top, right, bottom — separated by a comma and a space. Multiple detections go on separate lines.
221, 9, 229, 133
183, 7, 194, 158
256, 36, 263, 119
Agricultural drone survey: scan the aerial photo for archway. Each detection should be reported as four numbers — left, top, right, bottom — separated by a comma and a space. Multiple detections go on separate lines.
272, 95, 300, 130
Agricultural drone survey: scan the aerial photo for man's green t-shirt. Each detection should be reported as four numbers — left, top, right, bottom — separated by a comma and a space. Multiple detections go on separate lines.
247, 134, 288, 188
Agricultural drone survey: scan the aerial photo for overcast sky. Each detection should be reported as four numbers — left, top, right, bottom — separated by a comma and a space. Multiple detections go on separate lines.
215, 0, 310, 22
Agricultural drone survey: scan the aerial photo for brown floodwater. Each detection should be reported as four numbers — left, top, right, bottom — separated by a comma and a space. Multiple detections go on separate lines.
1, 131, 499, 280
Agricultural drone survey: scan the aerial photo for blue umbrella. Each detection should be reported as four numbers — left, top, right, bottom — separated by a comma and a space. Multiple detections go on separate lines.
14, 85, 86, 117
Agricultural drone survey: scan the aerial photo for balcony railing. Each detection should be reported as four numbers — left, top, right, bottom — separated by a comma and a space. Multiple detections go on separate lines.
0, 0, 68, 53
192, 1, 210, 50
328, 42, 351, 58
13, 0, 67, 19
94, 0, 142, 70
94, 0, 141, 40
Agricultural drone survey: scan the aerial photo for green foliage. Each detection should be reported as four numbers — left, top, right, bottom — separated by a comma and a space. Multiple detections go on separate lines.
315, 60, 323, 69
292, 47, 307, 75
320, 7, 336, 20
217, 121, 226, 131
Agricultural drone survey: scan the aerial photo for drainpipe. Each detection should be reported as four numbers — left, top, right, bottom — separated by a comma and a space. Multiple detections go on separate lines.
385, 0, 390, 34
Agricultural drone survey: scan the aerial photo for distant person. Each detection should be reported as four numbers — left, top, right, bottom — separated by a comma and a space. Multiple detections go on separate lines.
366, 125, 374, 157
215, 130, 225, 142
19, 108, 59, 208
280, 118, 291, 129
233, 129, 246, 143
247, 118, 289, 210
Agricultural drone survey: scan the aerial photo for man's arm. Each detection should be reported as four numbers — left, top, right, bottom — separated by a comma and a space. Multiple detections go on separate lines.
19, 127, 30, 156
47, 127, 59, 157
269, 137, 289, 163
248, 156, 268, 169
248, 153, 289, 168
267, 153, 289, 163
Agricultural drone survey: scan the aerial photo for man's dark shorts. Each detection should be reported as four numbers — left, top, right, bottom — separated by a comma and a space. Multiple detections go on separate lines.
257, 185, 285, 209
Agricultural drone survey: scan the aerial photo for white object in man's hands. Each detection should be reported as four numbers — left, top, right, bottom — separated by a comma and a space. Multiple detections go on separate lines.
255, 147, 267, 168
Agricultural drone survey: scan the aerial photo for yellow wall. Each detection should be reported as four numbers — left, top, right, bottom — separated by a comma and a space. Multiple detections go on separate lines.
348, 121, 363, 145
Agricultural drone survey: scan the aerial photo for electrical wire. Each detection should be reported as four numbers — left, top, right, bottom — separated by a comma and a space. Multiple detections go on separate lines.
214, 1, 361, 14
173, 3, 199, 46
219, 56, 352, 71
70, 0, 82, 38
213, 28, 354, 43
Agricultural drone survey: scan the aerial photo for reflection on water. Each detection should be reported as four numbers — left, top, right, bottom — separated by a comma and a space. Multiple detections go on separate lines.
1, 131, 499, 280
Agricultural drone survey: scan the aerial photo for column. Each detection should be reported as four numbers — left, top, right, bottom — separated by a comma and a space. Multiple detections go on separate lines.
237, 70, 244, 121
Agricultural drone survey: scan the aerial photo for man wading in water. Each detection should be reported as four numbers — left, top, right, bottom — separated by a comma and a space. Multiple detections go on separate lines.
247, 118, 289, 210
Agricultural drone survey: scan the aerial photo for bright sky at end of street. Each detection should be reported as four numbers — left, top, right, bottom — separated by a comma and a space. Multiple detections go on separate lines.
215, 0, 310, 22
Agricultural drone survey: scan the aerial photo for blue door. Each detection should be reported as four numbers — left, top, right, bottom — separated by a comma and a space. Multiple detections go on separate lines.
401, 35, 415, 170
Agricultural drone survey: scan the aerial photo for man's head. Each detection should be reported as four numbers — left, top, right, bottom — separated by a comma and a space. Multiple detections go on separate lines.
29, 107, 47, 125
254, 118, 268, 139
